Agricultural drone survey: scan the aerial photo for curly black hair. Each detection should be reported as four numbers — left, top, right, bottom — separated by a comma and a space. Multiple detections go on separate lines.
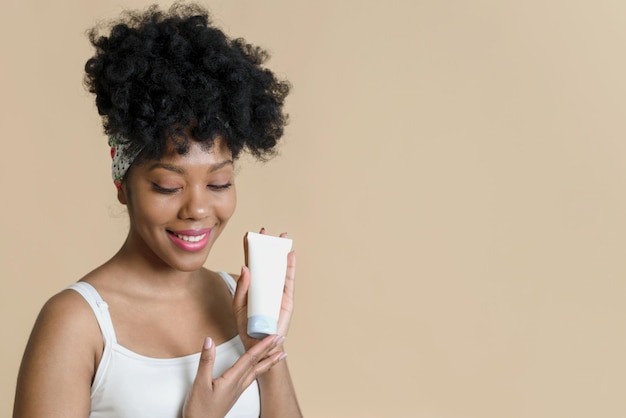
84, 2, 290, 162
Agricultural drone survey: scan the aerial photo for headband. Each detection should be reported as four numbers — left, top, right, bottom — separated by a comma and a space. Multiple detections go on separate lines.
108, 120, 230, 189
108, 135, 143, 190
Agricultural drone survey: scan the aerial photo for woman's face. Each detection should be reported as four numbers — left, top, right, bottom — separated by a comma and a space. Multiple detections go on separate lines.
121, 137, 236, 272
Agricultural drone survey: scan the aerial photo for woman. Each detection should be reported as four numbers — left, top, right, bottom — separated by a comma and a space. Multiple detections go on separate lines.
13, 3, 301, 417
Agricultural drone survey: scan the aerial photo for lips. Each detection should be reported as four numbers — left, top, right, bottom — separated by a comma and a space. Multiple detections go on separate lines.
167, 228, 212, 252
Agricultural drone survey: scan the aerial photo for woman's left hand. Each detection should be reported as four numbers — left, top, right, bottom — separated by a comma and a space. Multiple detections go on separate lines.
232, 229, 296, 351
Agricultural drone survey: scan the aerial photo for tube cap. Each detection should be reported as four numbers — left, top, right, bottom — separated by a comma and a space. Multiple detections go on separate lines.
247, 315, 278, 339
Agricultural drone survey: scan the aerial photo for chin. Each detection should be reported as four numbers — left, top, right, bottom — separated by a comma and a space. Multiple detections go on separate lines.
144, 243, 208, 273
173, 263, 206, 273
167, 251, 212, 273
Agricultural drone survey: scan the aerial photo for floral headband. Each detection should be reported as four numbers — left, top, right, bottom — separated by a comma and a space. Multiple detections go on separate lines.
108, 135, 143, 190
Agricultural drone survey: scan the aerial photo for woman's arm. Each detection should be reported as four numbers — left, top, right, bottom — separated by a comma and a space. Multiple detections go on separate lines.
257, 357, 302, 417
13, 290, 99, 418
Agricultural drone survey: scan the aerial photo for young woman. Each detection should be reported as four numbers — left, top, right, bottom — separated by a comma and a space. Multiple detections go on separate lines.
13, 3, 301, 417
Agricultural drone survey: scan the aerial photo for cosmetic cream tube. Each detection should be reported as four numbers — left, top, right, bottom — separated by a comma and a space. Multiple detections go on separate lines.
246, 232, 293, 339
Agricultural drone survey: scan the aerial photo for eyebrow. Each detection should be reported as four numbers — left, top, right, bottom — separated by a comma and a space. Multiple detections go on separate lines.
148, 159, 233, 174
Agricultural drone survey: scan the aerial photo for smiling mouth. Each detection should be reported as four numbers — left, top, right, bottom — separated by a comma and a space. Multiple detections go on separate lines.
172, 232, 207, 242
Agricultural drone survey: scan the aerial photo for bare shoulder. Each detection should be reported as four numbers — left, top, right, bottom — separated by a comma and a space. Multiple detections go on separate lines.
38, 287, 101, 338
24, 287, 102, 375
13, 287, 101, 417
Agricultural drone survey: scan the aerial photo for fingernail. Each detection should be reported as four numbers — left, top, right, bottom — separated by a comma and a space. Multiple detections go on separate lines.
278, 353, 288, 361
204, 337, 213, 350
274, 335, 286, 345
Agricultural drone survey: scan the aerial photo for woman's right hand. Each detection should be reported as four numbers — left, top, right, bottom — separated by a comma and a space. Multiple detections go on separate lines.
183, 334, 287, 418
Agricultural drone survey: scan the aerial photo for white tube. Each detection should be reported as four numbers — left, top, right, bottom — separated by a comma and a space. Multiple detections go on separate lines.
246, 232, 293, 338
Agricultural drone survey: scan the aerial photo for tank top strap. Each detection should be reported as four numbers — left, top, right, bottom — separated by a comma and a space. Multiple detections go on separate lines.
67, 282, 118, 345
217, 271, 237, 296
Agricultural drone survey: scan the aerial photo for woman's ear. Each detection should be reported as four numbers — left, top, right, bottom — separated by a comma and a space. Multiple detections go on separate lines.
117, 183, 128, 205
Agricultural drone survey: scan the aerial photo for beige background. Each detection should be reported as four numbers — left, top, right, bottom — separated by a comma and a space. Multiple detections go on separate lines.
2, 0, 626, 417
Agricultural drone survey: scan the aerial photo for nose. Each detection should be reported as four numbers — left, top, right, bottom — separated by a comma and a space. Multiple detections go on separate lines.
179, 185, 210, 220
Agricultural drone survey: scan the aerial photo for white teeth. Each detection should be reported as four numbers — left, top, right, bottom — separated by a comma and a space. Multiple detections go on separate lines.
176, 233, 206, 243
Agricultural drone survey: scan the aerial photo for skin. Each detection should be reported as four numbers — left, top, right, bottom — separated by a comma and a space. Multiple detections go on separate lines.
13, 138, 302, 418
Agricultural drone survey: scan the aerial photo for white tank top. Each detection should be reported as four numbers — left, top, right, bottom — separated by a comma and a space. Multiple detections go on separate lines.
68, 272, 260, 418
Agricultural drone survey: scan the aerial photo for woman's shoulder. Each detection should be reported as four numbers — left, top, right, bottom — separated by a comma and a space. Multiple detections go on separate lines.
17, 285, 102, 385
14, 285, 103, 415
33, 266, 110, 356
36, 285, 103, 347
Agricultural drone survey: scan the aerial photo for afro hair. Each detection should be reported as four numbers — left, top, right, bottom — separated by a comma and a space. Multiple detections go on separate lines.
84, 2, 290, 162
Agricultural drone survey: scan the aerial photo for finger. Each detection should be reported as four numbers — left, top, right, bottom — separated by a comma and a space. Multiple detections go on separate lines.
240, 334, 285, 367
260, 227, 266, 234
194, 337, 216, 389
241, 351, 288, 388
284, 250, 296, 294
283, 251, 296, 306
219, 334, 284, 383
281, 233, 294, 293
233, 266, 250, 321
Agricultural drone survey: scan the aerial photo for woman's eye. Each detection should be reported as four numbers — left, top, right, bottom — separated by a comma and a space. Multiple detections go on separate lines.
152, 183, 180, 194
208, 183, 232, 191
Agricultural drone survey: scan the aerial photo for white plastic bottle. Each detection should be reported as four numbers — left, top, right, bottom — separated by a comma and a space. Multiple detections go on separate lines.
245, 232, 293, 338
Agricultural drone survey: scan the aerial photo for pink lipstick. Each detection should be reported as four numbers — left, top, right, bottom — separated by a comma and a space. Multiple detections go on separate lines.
167, 228, 212, 252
